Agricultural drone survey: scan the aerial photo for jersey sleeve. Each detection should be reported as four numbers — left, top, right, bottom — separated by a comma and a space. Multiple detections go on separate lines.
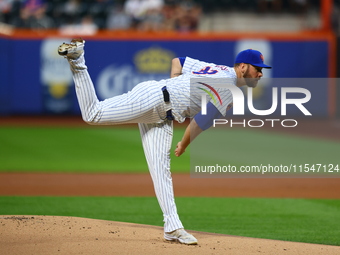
194, 102, 223, 130
178, 57, 186, 67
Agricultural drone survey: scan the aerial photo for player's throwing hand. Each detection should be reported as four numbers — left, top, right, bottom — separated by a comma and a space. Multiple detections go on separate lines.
175, 141, 185, 157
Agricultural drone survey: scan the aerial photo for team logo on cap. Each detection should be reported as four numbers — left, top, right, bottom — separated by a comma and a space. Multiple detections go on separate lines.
260, 54, 264, 62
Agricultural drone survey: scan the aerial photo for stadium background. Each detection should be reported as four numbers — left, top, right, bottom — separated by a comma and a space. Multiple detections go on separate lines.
1, 0, 340, 253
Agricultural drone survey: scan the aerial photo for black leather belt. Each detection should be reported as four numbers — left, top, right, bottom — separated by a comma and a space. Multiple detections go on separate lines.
162, 86, 174, 121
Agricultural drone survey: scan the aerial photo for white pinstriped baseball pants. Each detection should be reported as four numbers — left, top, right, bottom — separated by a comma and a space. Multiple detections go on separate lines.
68, 54, 184, 232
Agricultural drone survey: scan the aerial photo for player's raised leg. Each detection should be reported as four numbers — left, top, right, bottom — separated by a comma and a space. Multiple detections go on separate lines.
58, 39, 166, 125
58, 39, 101, 123
138, 121, 198, 245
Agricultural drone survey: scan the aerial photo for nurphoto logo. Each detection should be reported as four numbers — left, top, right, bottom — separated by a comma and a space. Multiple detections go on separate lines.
200, 83, 312, 128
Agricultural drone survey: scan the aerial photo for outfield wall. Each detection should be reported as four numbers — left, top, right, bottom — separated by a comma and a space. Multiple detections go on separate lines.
0, 31, 336, 117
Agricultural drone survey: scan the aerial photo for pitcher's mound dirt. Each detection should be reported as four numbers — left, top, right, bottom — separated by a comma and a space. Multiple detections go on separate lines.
1, 215, 339, 255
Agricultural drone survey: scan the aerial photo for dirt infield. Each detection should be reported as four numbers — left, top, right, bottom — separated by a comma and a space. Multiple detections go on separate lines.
1, 173, 340, 198
1, 215, 340, 255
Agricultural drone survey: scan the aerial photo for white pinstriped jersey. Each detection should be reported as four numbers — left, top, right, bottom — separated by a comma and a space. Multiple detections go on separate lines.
70, 55, 237, 125
165, 57, 237, 123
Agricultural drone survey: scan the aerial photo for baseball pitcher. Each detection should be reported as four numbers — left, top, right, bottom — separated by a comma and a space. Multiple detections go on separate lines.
58, 39, 271, 245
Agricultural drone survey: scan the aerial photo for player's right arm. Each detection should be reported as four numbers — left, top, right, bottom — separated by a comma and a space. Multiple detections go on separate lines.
170, 58, 184, 78
172, 56, 212, 78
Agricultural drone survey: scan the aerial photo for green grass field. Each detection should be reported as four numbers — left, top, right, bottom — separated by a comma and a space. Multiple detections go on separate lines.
1, 125, 339, 173
0, 126, 189, 172
0, 125, 339, 246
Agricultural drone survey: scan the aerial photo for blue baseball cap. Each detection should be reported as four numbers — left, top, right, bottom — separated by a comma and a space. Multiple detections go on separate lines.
235, 49, 272, 69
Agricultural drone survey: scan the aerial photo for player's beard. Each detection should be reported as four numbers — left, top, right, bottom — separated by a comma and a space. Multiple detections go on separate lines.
244, 68, 258, 88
